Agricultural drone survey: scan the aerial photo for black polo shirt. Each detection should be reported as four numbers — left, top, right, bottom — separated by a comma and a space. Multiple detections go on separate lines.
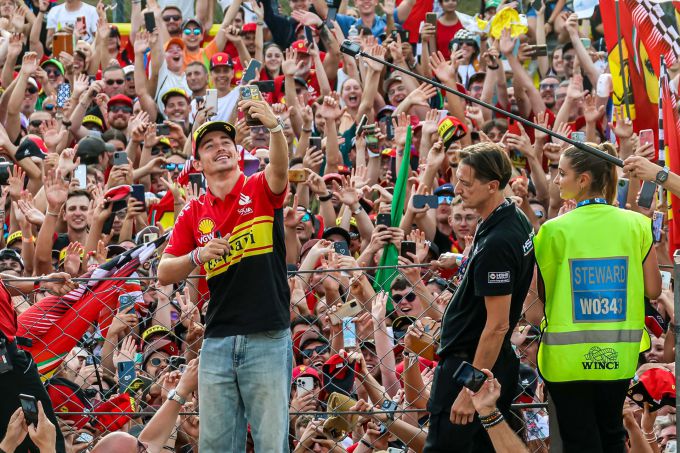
438, 200, 535, 357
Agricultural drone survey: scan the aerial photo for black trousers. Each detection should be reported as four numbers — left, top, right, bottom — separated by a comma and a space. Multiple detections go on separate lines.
423, 344, 519, 453
0, 340, 65, 453
546, 379, 629, 453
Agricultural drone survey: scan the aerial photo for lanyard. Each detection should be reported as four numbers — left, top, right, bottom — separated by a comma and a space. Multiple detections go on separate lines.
576, 198, 608, 208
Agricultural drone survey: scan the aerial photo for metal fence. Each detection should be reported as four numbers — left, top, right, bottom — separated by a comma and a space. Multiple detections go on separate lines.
13, 262, 550, 452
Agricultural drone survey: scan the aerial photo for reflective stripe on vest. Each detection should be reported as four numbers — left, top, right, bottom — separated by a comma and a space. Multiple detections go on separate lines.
534, 204, 652, 383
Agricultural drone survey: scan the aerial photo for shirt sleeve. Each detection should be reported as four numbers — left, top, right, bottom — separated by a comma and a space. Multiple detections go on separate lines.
164, 203, 197, 257
473, 239, 518, 297
46, 8, 57, 29
256, 171, 287, 208
336, 15, 356, 37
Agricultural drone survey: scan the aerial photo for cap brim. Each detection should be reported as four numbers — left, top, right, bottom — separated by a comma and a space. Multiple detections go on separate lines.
193, 121, 236, 155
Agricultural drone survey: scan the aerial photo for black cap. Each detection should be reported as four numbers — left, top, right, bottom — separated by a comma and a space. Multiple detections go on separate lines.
0, 248, 24, 270
322, 226, 351, 245
76, 136, 113, 165
192, 121, 236, 159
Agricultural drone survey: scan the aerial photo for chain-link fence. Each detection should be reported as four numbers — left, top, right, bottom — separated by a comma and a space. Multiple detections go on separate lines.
12, 261, 550, 452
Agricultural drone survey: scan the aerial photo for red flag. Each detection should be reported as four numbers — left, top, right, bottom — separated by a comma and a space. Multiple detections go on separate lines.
659, 58, 680, 255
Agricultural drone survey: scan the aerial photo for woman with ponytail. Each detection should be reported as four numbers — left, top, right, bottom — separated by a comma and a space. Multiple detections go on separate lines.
533, 142, 661, 453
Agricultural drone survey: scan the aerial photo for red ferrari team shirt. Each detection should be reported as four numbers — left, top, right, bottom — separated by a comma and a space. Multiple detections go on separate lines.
165, 171, 290, 338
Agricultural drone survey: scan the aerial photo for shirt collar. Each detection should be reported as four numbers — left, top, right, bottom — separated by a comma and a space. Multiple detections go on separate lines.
205, 172, 245, 206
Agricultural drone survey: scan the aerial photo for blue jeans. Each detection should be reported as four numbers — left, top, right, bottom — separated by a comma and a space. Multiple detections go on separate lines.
199, 329, 293, 453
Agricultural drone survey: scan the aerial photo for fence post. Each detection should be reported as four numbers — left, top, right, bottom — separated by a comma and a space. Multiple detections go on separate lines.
673, 250, 680, 440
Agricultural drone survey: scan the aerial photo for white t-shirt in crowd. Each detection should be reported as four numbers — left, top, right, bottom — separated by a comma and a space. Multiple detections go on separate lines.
159, 0, 194, 23
46, 2, 99, 43
189, 89, 239, 124
155, 61, 192, 117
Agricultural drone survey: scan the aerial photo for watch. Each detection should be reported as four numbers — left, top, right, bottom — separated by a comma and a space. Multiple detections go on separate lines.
268, 118, 285, 133
167, 389, 187, 405
656, 166, 670, 185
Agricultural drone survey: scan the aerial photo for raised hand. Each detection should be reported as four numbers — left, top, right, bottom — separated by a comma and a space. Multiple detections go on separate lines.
429, 51, 456, 84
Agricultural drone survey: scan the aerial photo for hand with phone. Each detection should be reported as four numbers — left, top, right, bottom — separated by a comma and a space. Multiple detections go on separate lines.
2, 407, 28, 451
24, 400, 56, 452
464, 368, 501, 419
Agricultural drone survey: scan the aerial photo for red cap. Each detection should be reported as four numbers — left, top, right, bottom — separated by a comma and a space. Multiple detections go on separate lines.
92, 394, 134, 432
210, 52, 234, 70
291, 40, 309, 54
639, 367, 676, 401
242, 22, 257, 33
293, 365, 321, 381
322, 172, 343, 185
107, 94, 133, 108
47, 382, 90, 429
395, 357, 436, 383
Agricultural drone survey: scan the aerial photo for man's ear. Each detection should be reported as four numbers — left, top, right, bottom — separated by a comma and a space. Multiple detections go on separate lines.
488, 179, 500, 194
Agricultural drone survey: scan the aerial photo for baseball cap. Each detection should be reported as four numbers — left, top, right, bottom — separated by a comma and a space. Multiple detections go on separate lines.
485, 0, 501, 9
242, 22, 257, 33
122, 65, 134, 76
392, 316, 416, 338
293, 365, 321, 381
5, 231, 22, 248
299, 328, 329, 351
164, 37, 186, 51
322, 226, 351, 245
193, 121, 236, 158
515, 363, 539, 403
437, 116, 468, 147
182, 18, 202, 30
15, 135, 48, 161
27, 77, 39, 90
107, 94, 133, 108
434, 183, 454, 196
161, 88, 189, 104
210, 52, 233, 70
141, 325, 173, 343
377, 105, 396, 120
82, 115, 104, 129
383, 72, 403, 92
142, 338, 179, 366
41, 59, 65, 75
76, 135, 111, 164
0, 248, 24, 270
291, 39, 309, 54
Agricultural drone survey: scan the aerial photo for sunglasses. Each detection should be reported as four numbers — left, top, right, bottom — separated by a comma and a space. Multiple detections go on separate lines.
106, 79, 125, 86
534, 209, 545, 219
392, 292, 416, 304
301, 344, 329, 358
110, 105, 132, 113
300, 212, 312, 222
184, 28, 202, 35
162, 14, 181, 21
29, 119, 46, 128
149, 357, 169, 366
438, 195, 453, 205
43, 103, 55, 111
26, 86, 38, 94
165, 163, 185, 171
539, 83, 558, 91
251, 126, 268, 134
563, 54, 575, 62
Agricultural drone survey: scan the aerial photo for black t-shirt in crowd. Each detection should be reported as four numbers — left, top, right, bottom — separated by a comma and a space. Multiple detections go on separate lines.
438, 200, 535, 357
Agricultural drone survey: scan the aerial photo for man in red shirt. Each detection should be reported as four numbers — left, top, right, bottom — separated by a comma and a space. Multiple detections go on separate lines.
157, 98, 290, 453
0, 273, 77, 453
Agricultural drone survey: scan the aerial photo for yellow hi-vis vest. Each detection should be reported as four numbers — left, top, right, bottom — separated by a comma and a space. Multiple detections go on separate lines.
534, 203, 652, 382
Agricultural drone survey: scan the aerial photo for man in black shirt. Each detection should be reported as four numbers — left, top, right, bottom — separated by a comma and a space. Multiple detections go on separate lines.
424, 143, 535, 453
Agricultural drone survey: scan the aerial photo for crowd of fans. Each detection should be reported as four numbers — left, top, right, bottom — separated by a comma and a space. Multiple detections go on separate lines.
0, 0, 677, 450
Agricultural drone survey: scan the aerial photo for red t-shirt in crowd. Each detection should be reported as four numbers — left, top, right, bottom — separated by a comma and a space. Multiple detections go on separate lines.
397, 0, 434, 43
437, 19, 464, 60
164, 171, 290, 338
0, 282, 16, 341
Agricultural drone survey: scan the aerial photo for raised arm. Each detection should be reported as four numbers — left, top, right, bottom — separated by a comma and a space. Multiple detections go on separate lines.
132, 30, 159, 122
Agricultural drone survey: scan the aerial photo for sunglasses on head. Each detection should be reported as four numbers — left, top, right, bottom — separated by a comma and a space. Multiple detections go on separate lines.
106, 79, 125, 86
149, 357, 169, 366
162, 14, 181, 21
392, 292, 416, 304
110, 105, 132, 113
184, 28, 201, 35
301, 344, 329, 358
165, 163, 185, 171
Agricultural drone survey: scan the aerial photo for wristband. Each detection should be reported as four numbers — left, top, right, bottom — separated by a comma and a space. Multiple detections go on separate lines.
487, 64, 499, 70
22, 236, 34, 243
360, 439, 373, 449
481, 414, 504, 429
47, 209, 60, 217
478, 408, 501, 424
318, 192, 333, 202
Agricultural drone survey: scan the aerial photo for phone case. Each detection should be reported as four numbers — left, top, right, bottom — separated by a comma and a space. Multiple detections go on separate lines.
331, 300, 362, 325
404, 319, 440, 360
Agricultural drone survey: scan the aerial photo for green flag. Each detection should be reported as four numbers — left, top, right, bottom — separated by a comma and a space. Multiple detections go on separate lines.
373, 126, 412, 309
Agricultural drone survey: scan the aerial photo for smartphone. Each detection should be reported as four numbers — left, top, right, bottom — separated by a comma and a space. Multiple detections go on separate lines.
527, 44, 548, 57
381, 116, 394, 140
241, 59, 262, 85
117, 360, 136, 388
155, 124, 170, 137
580, 37, 591, 49
413, 194, 439, 209
617, 178, 629, 209
638, 181, 657, 209
342, 317, 357, 348
144, 11, 156, 33
57, 83, 71, 108
205, 88, 218, 112
19, 394, 39, 426
381, 399, 398, 419
640, 129, 654, 147
309, 136, 322, 149
119, 294, 136, 314
239, 85, 263, 126
400, 240, 416, 258
304, 26, 314, 45
333, 240, 350, 256
168, 355, 186, 371
661, 270, 672, 290
74, 164, 87, 189
653, 211, 664, 242
425, 12, 437, 27
113, 151, 128, 166
452, 361, 487, 392
189, 173, 205, 191
253, 80, 275, 92
571, 131, 586, 142
131, 184, 145, 204
376, 213, 391, 227
296, 376, 315, 396
507, 118, 521, 136
76, 432, 93, 444
331, 299, 362, 325
288, 168, 306, 183
53, 32, 73, 56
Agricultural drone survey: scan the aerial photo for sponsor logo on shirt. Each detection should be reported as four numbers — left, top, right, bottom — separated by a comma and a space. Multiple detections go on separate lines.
488, 271, 510, 283
197, 218, 216, 245
239, 193, 252, 206
523, 232, 535, 256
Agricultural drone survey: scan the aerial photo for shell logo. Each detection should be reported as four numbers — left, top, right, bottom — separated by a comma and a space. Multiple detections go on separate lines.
198, 218, 215, 235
